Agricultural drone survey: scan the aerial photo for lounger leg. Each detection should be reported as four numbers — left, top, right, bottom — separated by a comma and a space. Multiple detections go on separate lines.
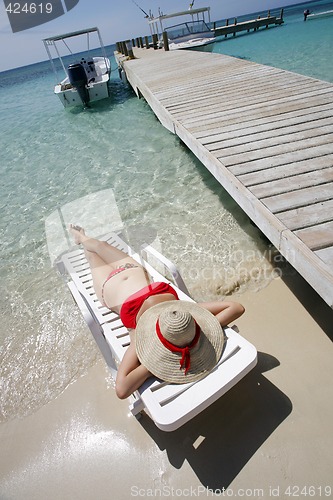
129, 395, 145, 417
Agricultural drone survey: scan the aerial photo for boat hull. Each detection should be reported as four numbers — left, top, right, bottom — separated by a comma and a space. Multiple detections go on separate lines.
169, 34, 215, 50
55, 75, 110, 108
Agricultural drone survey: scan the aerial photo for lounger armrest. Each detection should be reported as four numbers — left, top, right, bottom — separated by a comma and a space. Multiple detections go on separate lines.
140, 244, 190, 296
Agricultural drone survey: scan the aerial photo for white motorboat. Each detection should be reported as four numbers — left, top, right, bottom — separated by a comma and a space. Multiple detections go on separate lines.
43, 27, 111, 108
148, 6, 215, 50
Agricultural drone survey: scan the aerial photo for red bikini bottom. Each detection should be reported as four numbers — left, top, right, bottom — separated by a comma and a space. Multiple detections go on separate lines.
120, 282, 179, 329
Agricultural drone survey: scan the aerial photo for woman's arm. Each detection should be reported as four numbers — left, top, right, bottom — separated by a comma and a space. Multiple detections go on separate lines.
115, 342, 152, 400
198, 300, 245, 327
115, 300, 245, 399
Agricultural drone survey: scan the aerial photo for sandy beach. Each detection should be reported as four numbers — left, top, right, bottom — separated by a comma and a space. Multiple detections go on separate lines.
1, 267, 332, 500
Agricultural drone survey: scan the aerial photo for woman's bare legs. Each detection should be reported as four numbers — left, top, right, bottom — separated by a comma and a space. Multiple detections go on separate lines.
69, 225, 117, 304
69, 224, 136, 266
68, 225, 140, 304
68, 225, 150, 309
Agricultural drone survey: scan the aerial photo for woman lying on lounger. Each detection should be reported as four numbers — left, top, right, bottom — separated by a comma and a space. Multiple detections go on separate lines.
69, 225, 245, 399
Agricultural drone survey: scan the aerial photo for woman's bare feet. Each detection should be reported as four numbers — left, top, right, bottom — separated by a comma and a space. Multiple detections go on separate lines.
69, 224, 86, 245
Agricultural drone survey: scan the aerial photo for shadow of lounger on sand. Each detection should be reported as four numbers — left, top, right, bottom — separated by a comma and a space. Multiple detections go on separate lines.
139, 352, 292, 490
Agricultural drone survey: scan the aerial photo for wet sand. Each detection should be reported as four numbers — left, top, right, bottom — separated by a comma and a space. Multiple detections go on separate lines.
1, 271, 332, 500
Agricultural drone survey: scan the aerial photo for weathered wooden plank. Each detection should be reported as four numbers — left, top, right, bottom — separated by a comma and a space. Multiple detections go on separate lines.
295, 221, 333, 250
206, 118, 333, 154
147, 57, 278, 90
238, 155, 333, 186
158, 74, 299, 104
194, 104, 333, 142
230, 145, 333, 176
139, 55, 255, 92
262, 182, 333, 213
174, 119, 288, 248
279, 228, 333, 307
248, 166, 333, 198
161, 73, 316, 108
315, 247, 333, 266
277, 199, 333, 230
174, 81, 332, 117
182, 87, 333, 128
218, 133, 333, 167
189, 98, 333, 134
199, 106, 333, 145
164, 71, 329, 101
212, 127, 333, 160
172, 82, 331, 120
156, 64, 284, 90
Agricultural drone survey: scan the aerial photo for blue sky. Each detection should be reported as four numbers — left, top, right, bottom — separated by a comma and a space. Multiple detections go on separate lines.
0, 0, 305, 71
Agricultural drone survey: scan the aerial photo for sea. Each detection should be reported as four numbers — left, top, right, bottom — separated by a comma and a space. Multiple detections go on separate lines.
0, 0, 332, 422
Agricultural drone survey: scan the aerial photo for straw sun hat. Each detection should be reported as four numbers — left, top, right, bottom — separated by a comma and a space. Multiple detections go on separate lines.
135, 300, 226, 384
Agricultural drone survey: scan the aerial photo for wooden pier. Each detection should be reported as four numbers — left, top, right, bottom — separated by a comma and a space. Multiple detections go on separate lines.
213, 11, 284, 38
115, 48, 333, 308
118, 10, 284, 55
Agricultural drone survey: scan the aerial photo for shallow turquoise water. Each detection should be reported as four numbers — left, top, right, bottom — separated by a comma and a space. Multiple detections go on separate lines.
210, 0, 333, 83
0, 0, 332, 421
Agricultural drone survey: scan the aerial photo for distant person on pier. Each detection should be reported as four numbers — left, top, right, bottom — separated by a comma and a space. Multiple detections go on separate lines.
304, 9, 310, 21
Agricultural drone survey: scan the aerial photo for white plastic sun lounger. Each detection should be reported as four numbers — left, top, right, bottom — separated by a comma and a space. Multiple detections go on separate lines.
56, 232, 257, 432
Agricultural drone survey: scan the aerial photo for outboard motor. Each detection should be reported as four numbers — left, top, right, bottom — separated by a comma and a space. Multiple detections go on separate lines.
67, 63, 90, 106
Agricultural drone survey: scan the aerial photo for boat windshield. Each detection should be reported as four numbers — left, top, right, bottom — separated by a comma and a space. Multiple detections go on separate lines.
165, 20, 211, 40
